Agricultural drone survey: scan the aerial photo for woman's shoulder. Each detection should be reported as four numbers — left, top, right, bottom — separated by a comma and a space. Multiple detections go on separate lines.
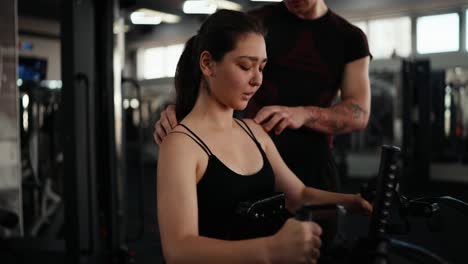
237, 118, 270, 142
159, 126, 206, 157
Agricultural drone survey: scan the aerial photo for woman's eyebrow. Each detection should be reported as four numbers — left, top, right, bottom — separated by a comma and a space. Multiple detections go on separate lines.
237, 56, 268, 63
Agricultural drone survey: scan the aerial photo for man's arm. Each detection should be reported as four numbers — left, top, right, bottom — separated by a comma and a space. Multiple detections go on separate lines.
303, 56, 370, 134
254, 56, 370, 135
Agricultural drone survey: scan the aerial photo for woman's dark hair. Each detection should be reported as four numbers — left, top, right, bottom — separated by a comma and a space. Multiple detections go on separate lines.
174, 9, 265, 121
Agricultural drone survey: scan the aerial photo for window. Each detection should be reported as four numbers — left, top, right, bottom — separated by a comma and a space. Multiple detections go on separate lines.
368, 17, 411, 59
417, 13, 459, 54
165, 44, 185, 77
141, 47, 165, 79
138, 44, 184, 79
466, 10, 468, 51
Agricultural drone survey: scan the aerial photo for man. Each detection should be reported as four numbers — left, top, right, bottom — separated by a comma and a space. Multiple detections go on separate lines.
154, 0, 371, 191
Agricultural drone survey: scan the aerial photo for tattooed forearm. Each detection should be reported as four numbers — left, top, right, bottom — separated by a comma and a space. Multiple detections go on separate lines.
305, 115, 319, 127
330, 116, 346, 133
303, 102, 368, 135
304, 106, 321, 127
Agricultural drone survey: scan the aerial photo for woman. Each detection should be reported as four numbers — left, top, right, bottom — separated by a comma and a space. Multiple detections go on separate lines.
157, 10, 372, 264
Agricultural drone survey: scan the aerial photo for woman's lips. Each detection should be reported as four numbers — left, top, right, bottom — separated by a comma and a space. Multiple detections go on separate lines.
242, 92, 254, 100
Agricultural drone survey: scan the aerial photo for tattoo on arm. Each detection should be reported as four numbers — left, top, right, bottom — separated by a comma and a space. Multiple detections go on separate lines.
329, 103, 365, 133
306, 115, 319, 126
330, 117, 346, 133
350, 103, 365, 120
304, 102, 367, 134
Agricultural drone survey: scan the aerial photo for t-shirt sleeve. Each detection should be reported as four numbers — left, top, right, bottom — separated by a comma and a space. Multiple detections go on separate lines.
343, 26, 372, 64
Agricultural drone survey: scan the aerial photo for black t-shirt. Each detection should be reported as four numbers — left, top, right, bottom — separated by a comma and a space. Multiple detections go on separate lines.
246, 3, 371, 186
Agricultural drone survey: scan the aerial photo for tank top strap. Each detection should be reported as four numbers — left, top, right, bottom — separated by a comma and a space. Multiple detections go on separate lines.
234, 119, 261, 146
176, 124, 213, 156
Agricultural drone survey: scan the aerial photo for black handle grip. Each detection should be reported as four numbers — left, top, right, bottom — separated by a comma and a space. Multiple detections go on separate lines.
295, 204, 346, 221
295, 206, 314, 221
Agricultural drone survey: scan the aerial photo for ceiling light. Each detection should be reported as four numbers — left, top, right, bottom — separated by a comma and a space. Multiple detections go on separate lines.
183, 0, 242, 14
130, 8, 181, 25
183, 1, 217, 14
131, 11, 162, 25
215, 0, 242, 11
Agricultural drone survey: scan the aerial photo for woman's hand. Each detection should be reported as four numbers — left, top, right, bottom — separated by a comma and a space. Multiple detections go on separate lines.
267, 218, 322, 264
345, 193, 373, 216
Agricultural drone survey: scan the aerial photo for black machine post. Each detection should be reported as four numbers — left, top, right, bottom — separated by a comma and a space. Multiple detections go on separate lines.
401, 59, 431, 195
62, 0, 126, 263
369, 145, 401, 240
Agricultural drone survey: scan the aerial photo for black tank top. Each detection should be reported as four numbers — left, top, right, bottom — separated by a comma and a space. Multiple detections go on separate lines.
173, 119, 275, 240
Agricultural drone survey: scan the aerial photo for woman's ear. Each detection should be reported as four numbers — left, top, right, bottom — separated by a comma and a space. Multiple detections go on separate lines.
200, 51, 216, 77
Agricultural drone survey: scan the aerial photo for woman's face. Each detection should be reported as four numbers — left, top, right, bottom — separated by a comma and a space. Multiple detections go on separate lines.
206, 33, 267, 110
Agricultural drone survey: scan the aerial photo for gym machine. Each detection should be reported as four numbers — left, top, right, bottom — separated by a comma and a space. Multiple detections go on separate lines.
235, 145, 468, 264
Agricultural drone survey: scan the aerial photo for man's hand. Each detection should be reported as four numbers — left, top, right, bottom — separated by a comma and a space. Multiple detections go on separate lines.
253, 106, 313, 135
153, 105, 178, 144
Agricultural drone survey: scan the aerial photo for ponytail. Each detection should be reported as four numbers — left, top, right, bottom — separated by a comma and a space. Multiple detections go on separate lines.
174, 35, 201, 121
